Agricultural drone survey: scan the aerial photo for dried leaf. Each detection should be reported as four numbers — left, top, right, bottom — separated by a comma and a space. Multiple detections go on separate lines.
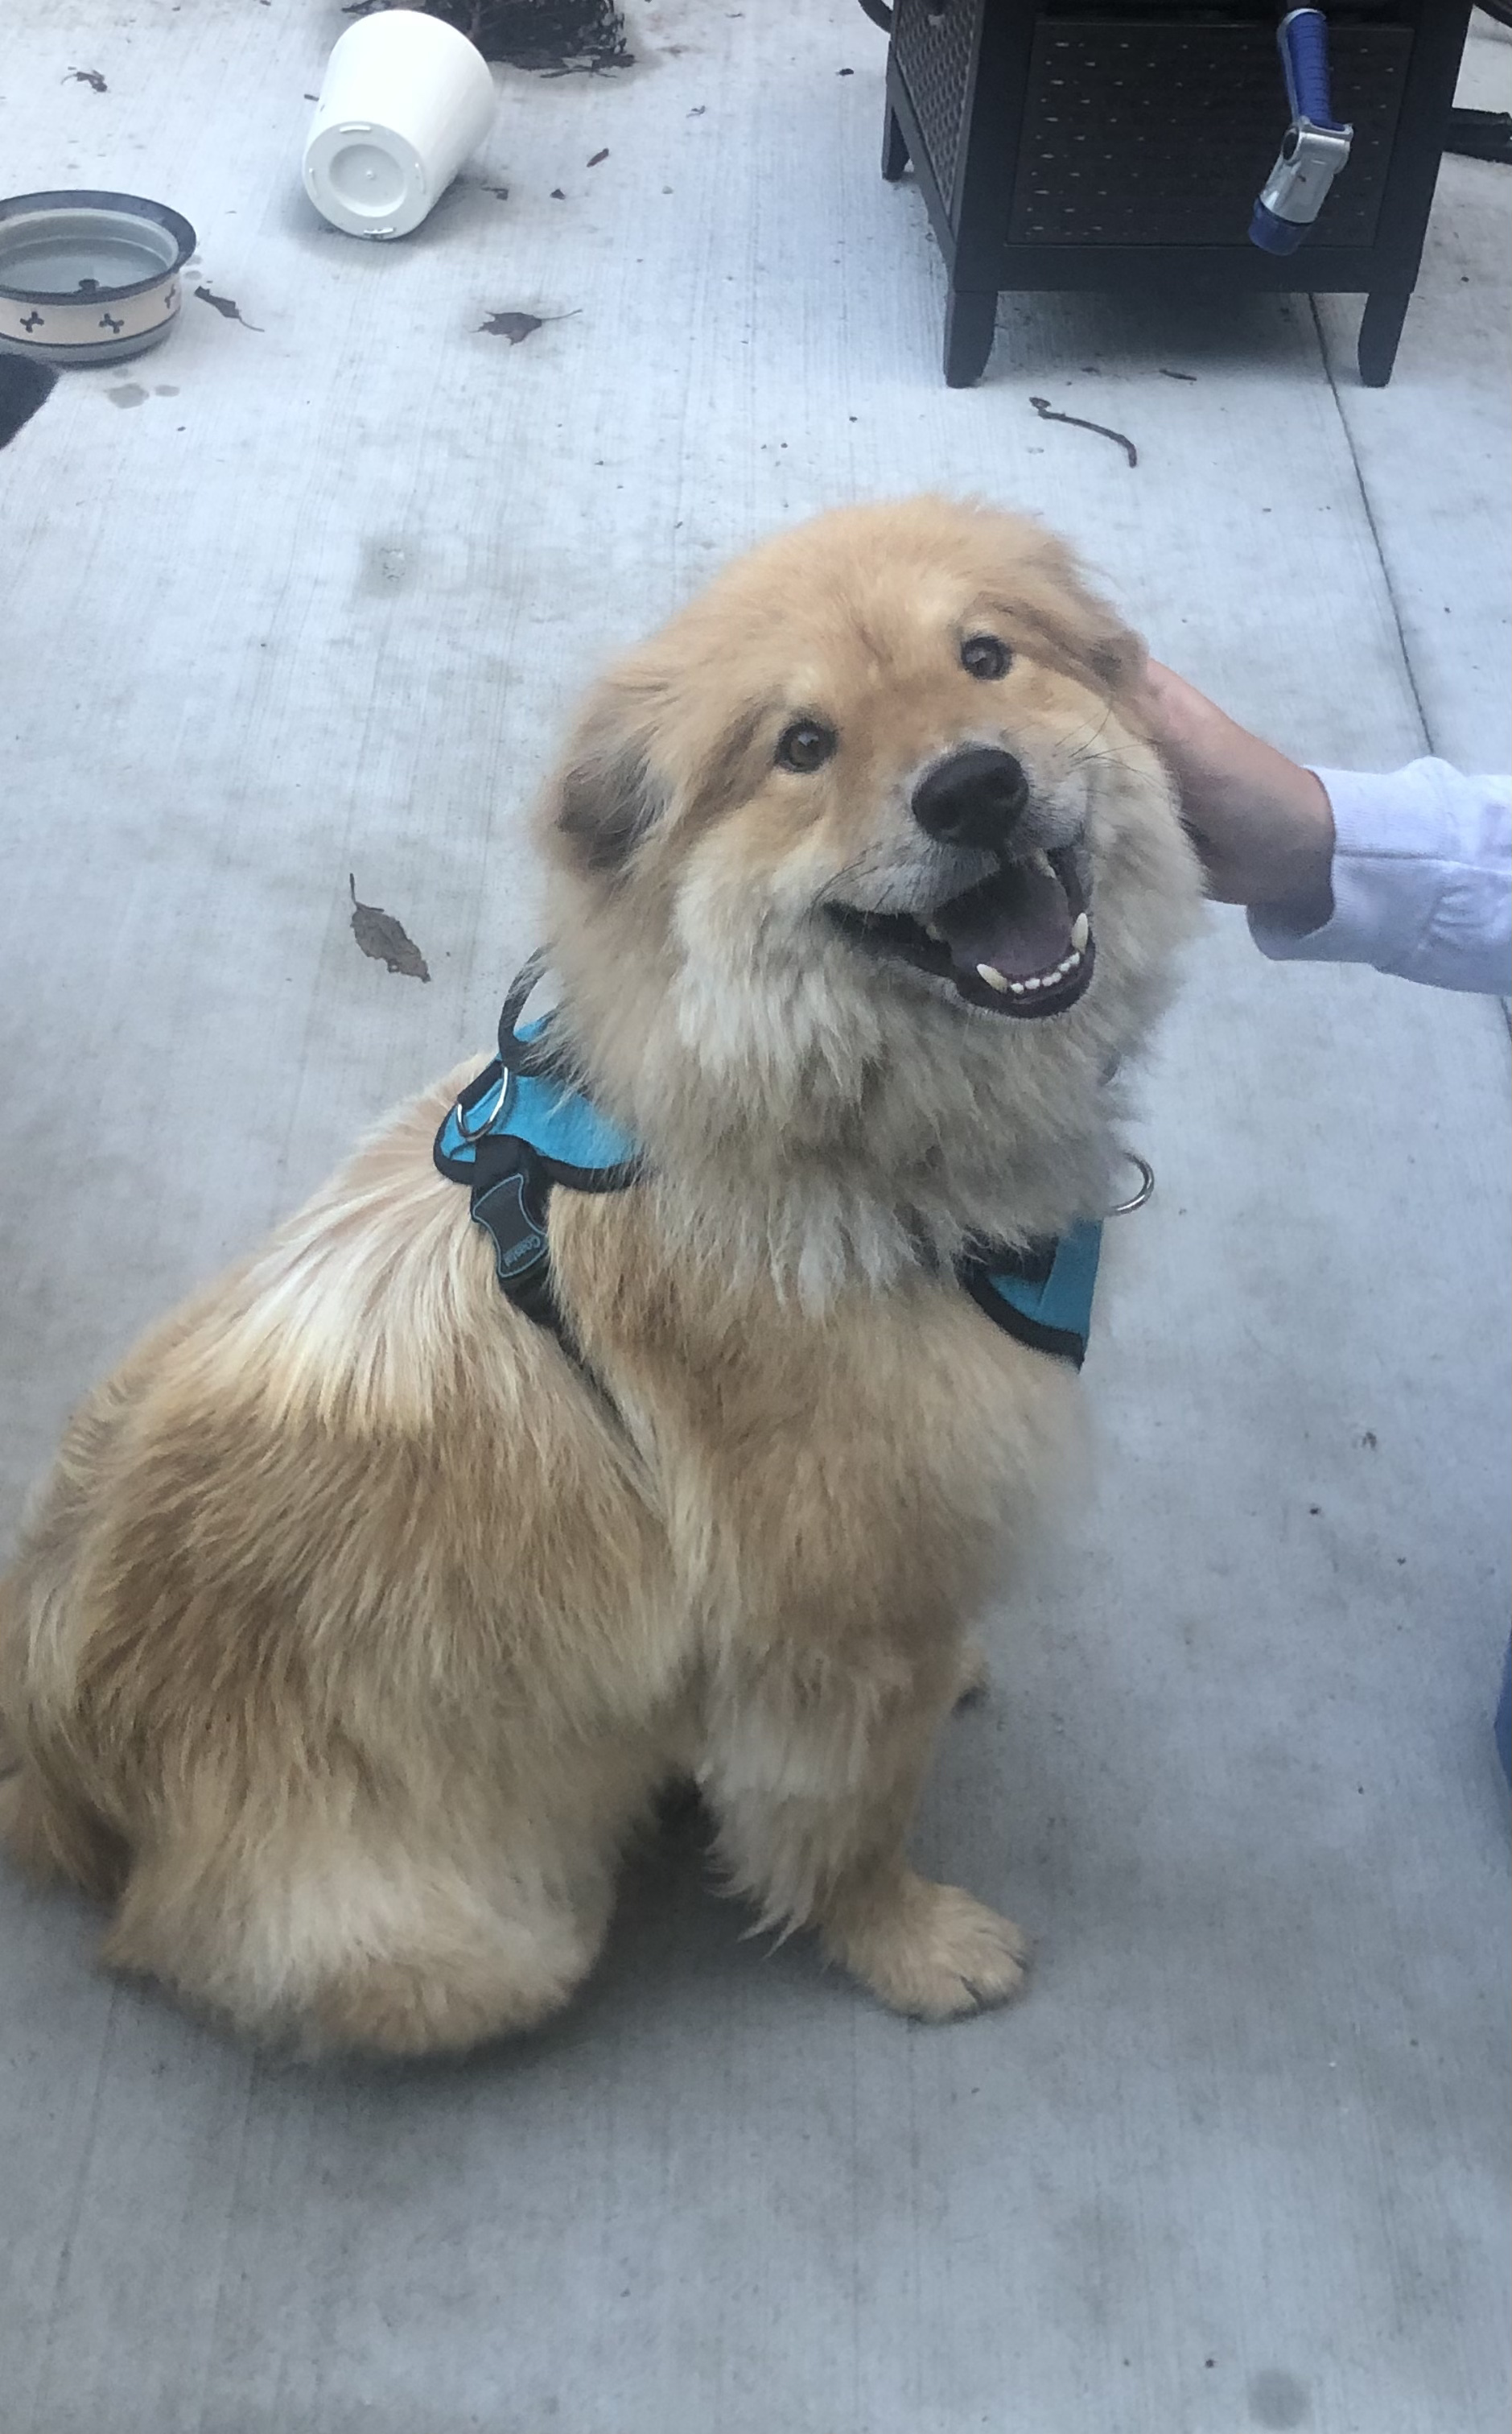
348, 876, 431, 982
478, 307, 580, 346
539, 55, 635, 78
194, 286, 263, 332
481, 311, 543, 343
587, 147, 609, 166
550, 187, 567, 199
1159, 368, 1197, 383
65, 67, 109, 91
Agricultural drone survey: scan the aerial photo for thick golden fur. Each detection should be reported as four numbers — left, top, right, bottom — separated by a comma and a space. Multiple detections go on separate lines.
0, 500, 1201, 2054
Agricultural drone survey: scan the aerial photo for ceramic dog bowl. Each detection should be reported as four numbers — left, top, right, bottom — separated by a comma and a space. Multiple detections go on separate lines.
0, 191, 196, 368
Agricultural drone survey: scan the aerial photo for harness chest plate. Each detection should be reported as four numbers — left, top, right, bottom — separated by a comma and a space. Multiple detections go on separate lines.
435, 988, 1100, 1369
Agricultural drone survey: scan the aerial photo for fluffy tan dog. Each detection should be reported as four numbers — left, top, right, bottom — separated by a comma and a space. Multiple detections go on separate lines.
0, 499, 1200, 2055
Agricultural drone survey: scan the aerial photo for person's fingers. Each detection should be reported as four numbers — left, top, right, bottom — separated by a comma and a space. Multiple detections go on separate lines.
1136, 664, 1249, 897
1135, 663, 1334, 913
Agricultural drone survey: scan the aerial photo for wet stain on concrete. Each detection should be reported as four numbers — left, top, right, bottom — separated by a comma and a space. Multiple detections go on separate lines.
1249, 2369, 1311, 2428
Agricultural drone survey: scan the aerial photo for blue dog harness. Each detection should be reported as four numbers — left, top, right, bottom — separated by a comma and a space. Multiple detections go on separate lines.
435, 963, 1102, 1369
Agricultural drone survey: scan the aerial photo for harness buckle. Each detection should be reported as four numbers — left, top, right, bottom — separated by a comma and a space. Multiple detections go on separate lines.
467, 1137, 558, 1326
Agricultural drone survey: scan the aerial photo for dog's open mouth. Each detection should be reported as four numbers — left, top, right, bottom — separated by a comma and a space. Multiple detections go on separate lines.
826, 847, 1094, 1019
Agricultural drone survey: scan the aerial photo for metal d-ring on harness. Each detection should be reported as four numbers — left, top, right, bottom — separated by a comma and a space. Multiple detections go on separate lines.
447, 951, 550, 1148
1109, 1152, 1156, 1216
435, 960, 1160, 1376
951, 1149, 1155, 1360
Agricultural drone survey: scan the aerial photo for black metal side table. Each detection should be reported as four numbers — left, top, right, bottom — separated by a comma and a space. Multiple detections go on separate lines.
880, 1, 1473, 386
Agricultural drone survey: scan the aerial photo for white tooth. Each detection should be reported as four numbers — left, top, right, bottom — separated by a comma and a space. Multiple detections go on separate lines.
1070, 912, 1090, 952
925, 922, 945, 943
976, 962, 1010, 993
1065, 947, 1081, 967
1032, 848, 1055, 878
1007, 980, 1027, 996
1023, 974, 1042, 992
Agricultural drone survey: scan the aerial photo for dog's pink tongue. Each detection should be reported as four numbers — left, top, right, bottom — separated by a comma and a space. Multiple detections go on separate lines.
935, 862, 1072, 983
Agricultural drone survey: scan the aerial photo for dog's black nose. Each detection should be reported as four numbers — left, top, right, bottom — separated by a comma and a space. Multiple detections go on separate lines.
911, 748, 1028, 852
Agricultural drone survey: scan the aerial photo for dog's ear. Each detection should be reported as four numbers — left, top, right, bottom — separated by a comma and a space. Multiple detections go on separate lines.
550, 683, 762, 877
1022, 553, 1145, 700
1081, 615, 1145, 699
551, 694, 667, 879
995, 518, 1145, 701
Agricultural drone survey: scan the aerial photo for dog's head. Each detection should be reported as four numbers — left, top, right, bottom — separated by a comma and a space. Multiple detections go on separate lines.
539, 499, 1200, 1265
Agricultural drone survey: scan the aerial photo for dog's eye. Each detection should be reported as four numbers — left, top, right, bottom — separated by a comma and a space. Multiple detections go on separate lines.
961, 634, 1011, 682
775, 720, 838, 774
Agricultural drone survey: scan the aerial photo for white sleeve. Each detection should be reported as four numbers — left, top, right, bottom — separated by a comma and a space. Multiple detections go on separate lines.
1247, 760, 1511, 996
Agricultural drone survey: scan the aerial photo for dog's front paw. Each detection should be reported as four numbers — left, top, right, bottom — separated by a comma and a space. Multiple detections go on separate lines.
825, 1871, 1030, 2021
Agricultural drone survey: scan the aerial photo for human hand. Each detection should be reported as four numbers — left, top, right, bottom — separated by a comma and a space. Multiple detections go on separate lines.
1138, 661, 1336, 926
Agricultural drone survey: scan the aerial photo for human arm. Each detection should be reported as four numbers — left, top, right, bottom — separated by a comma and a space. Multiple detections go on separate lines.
1139, 663, 1511, 997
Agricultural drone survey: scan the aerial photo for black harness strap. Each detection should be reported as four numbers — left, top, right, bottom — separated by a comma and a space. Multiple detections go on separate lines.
436, 967, 1098, 1376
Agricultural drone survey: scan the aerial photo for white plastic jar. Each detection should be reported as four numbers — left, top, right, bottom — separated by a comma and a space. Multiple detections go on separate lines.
303, 9, 496, 241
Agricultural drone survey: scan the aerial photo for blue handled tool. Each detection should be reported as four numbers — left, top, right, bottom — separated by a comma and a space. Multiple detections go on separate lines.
1250, 8, 1353, 254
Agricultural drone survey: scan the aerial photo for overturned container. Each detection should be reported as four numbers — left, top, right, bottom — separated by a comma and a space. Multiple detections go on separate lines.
303, 8, 496, 241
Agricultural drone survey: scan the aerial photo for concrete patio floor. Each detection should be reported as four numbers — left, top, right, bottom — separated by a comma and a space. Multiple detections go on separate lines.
1, 6, 1508, 2431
